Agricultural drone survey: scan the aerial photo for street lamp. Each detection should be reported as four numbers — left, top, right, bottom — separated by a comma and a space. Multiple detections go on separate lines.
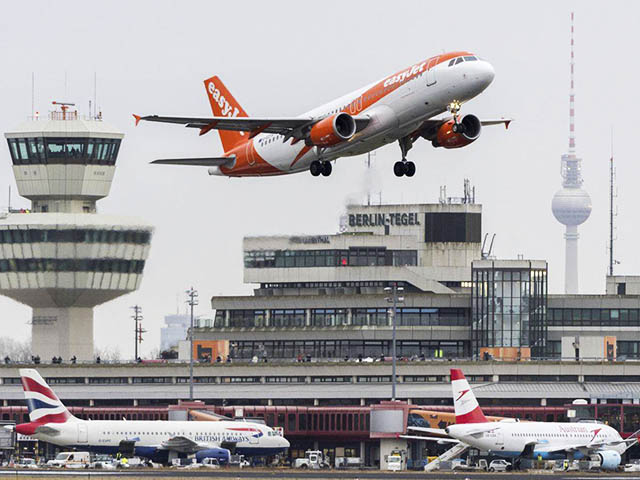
384, 283, 404, 401
186, 287, 199, 401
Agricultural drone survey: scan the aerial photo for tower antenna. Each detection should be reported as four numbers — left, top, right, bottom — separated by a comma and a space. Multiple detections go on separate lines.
609, 128, 617, 276
93, 72, 97, 119
31, 72, 34, 118
569, 11, 576, 155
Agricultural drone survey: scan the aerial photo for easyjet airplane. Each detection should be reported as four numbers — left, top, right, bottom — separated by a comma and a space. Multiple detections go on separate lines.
134, 52, 510, 178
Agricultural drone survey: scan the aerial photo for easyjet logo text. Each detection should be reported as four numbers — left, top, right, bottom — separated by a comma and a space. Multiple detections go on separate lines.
383, 62, 427, 88
208, 82, 239, 118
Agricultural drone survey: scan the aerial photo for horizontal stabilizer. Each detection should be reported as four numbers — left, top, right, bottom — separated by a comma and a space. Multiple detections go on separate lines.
151, 155, 235, 167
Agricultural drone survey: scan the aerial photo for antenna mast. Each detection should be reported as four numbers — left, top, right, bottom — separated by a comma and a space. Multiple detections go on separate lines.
609, 130, 616, 276
568, 11, 576, 155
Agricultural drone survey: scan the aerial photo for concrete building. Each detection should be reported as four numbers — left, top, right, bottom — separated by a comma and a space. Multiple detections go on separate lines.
160, 314, 190, 352
0, 104, 153, 361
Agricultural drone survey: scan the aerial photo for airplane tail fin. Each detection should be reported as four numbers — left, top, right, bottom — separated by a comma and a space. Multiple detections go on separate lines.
203, 75, 249, 152
20, 369, 75, 424
451, 369, 488, 424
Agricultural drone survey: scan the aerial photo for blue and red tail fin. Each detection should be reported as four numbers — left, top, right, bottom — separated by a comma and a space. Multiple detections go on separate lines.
451, 368, 488, 424
203, 75, 249, 152
20, 369, 74, 424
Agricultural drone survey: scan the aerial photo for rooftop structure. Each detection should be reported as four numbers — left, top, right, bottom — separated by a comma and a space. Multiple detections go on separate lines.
0, 103, 153, 361
551, 12, 592, 293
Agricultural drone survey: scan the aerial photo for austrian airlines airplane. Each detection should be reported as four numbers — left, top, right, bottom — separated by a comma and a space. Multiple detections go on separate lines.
441, 369, 639, 470
134, 52, 509, 178
11, 369, 289, 464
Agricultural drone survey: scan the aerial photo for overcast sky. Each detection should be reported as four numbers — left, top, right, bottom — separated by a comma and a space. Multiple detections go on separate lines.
0, 0, 637, 358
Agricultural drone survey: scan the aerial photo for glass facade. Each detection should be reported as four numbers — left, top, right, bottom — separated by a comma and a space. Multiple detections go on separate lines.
0, 229, 151, 245
548, 308, 640, 327
228, 339, 469, 360
0, 258, 145, 274
214, 307, 470, 329
471, 262, 547, 357
244, 248, 417, 268
7, 137, 121, 165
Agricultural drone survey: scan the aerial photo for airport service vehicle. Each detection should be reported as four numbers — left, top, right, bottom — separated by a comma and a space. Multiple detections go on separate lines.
335, 456, 362, 469
15, 458, 38, 469
440, 369, 640, 471
451, 458, 488, 471
293, 450, 330, 469
134, 52, 509, 178
488, 459, 511, 472
11, 369, 289, 465
624, 463, 640, 472
47, 451, 90, 468
387, 453, 403, 471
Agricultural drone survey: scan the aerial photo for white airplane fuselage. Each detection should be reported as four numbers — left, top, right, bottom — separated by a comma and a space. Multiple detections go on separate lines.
447, 421, 625, 460
25, 418, 288, 462
207, 54, 495, 176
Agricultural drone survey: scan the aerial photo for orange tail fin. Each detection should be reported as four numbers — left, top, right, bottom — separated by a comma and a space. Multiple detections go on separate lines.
203, 75, 249, 152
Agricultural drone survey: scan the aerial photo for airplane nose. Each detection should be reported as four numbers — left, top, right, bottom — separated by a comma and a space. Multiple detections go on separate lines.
281, 437, 290, 448
484, 61, 495, 85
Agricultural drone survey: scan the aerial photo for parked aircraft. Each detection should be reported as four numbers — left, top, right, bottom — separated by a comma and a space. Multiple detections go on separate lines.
10, 369, 289, 464
134, 52, 509, 178
411, 369, 639, 470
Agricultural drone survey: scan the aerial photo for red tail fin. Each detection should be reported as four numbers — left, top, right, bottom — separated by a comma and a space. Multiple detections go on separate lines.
451, 369, 488, 424
203, 75, 249, 152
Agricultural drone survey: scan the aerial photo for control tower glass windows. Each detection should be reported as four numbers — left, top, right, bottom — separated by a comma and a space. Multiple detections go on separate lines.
6, 137, 121, 165
0, 228, 151, 245
0, 258, 145, 274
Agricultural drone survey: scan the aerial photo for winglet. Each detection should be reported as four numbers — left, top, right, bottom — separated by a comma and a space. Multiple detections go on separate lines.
505, 120, 511, 130
133, 114, 142, 126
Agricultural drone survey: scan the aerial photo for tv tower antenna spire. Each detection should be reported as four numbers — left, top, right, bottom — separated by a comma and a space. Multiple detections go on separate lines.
569, 11, 576, 155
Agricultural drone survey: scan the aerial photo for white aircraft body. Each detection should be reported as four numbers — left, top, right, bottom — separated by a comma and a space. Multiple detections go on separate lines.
135, 52, 509, 178
12, 369, 289, 464
436, 369, 639, 470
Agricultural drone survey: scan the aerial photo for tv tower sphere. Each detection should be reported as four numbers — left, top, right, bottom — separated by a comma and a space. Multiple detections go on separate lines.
552, 183, 592, 226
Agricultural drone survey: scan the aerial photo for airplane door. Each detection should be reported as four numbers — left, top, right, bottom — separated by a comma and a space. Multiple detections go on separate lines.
426, 56, 439, 86
77, 423, 88, 444
495, 431, 504, 446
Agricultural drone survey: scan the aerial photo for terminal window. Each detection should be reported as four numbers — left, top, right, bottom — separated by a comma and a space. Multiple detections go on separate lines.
424, 212, 481, 243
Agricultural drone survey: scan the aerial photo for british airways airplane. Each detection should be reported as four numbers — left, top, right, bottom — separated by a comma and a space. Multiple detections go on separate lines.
134, 52, 509, 178
11, 369, 289, 464
412, 369, 640, 471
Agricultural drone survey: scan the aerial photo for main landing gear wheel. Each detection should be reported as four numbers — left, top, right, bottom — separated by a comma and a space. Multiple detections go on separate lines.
310, 161, 332, 177
394, 161, 416, 177
448, 99, 464, 133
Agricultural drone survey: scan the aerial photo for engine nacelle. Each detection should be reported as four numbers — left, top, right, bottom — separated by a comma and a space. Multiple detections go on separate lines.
309, 112, 356, 147
434, 114, 482, 149
195, 447, 231, 464
595, 450, 621, 470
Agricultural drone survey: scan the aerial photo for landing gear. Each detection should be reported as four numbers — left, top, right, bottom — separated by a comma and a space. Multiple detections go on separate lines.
448, 99, 463, 132
394, 161, 416, 177
310, 160, 332, 177
395, 136, 416, 177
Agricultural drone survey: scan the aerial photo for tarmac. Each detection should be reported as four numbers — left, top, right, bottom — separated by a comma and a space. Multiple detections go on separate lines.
0, 469, 639, 479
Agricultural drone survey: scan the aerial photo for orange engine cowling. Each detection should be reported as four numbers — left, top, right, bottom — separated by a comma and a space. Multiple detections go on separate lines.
434, 114, 482, 149
309, 112, 356, 147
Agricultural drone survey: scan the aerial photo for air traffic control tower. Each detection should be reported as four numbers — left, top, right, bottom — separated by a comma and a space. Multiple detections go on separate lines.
0, 103, 153, 361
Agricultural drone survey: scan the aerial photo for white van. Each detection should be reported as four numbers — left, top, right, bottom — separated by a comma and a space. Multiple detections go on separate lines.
47, 451, 90, 468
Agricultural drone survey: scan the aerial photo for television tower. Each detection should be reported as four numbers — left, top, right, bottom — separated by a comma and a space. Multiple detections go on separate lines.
551, 12, 592, 294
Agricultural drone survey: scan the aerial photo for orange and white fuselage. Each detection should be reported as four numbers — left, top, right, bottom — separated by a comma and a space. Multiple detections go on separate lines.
138, 52, 502, 177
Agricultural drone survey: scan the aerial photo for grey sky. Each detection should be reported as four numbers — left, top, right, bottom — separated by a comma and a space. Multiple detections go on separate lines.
0, 1, 637, 358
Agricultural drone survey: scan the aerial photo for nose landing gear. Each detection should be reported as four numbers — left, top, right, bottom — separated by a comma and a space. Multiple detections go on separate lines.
448, 100, 465, 133
310, 160, 332, 177
394, 136, 416, 177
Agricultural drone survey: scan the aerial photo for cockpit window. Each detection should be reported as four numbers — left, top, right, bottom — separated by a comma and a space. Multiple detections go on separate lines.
464, 56, 477, 61
448, 58, 456, 67
455, 57, 464, 65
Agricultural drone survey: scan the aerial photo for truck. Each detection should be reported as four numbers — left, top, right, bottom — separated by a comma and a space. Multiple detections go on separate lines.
293, 450, 331, 469
335, 456, 362, 469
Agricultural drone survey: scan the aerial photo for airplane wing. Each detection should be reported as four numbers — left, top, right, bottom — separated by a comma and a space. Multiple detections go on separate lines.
150, 156, 236, 167
534, 438, 633, 455
407, 426, 449, 436
160, 435, 211, 454
134, 114, 370, 140
400, 435, 460, 443
410, 116, 512, 142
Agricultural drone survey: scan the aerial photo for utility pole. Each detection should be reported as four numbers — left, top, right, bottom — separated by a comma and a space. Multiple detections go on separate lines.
130, 305, 142, 360
384, 283, 404, 401
186, 287, 199, 401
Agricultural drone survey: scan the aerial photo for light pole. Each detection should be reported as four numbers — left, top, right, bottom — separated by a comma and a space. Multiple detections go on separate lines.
186, 287, 199, 401
130, 305, 142, 361
384, 283, 404, 401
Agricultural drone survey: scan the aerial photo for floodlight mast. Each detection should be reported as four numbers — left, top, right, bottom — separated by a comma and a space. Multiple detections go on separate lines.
385, 283, 404, 401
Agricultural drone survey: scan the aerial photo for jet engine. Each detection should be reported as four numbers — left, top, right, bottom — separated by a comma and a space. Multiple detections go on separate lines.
433, 114, 482, 149
309, 112, 356, 147
195, 447, 231, 464
595, 450, 621, 470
